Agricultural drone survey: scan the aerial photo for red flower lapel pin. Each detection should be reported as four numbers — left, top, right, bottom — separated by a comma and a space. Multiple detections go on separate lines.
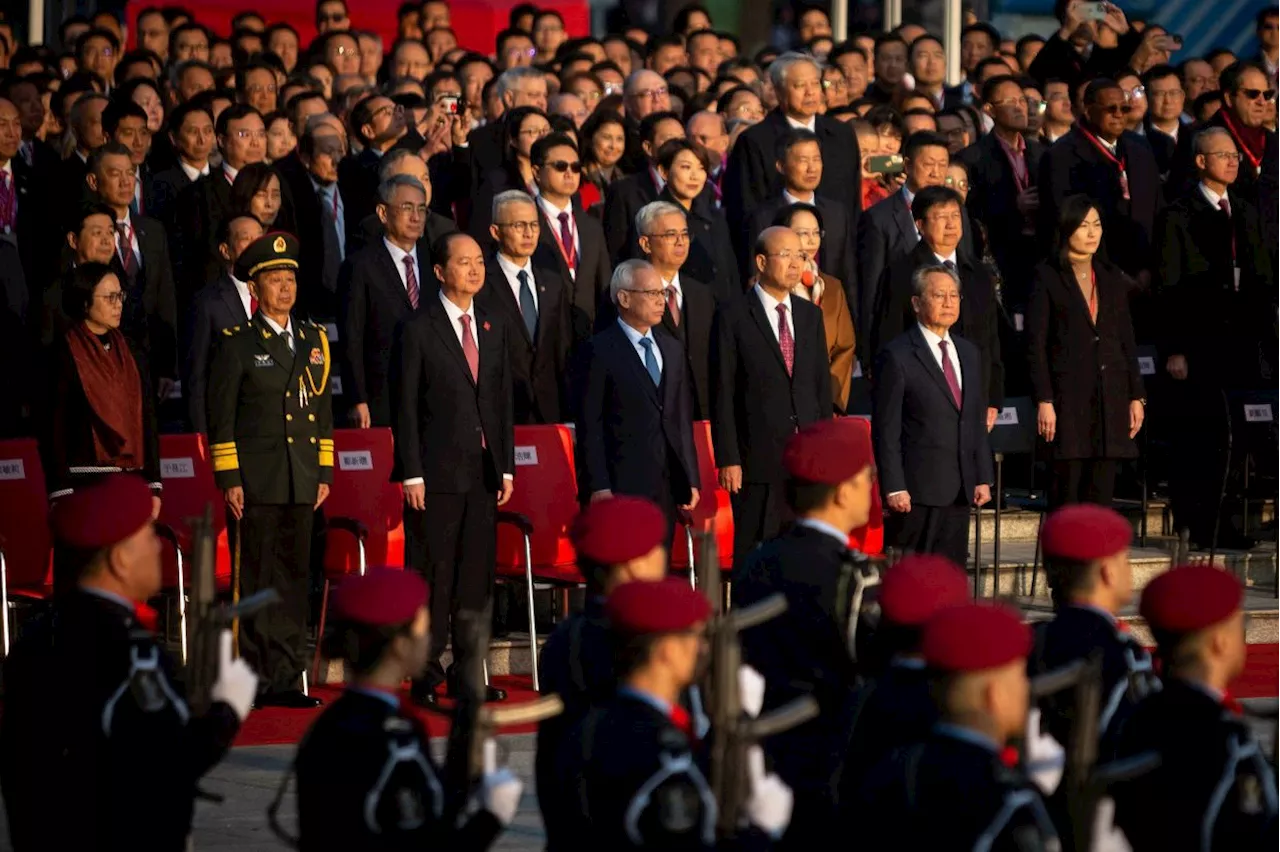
483, 321, 491, 332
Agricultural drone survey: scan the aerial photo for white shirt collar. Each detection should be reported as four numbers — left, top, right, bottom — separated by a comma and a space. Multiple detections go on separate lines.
261, 313, 293, 337
180, 160, 210, 182
933, 250, 958, 266
496, 252, 533, 280
1149, 121, 1178, 142
661, 270, 682, 295
383, 237, 415, 266
648, 164, 666, 192
795, 517, 849, 546
783, 188, 815, 205
616, 316, 655, 346
1199, 182, 1226, 208
230, 275, 253, 313
785, 114, 817, 132
537, 194, 573, 218
438, 289, 475, 325
754, 282, 792, 316
222, 162, 239, 183
901, 183, 916, 208
917, 322, 952, 348
0, 159, 12, 178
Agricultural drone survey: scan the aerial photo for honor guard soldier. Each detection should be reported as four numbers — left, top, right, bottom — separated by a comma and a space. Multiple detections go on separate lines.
854, 603, 1061, 850
1112, 565, 1278, 851
0, 475, 258, 852
837, 554, 969, 809
290, 568, 523, 851
557, 578, 795, 851
1028, 505, 1159, 759
732, 417, 876, 848
537, 495, 670, 851
208, 232, 334, 708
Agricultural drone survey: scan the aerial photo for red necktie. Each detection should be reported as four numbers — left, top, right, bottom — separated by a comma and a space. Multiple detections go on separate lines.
557, 211, 577, 271
776, 303, 794, 376
134, 602, 159, 632
939, 339, 962, 408
1222, 692, 1244, 715
403, 255, 420, 309
0, 170, 14, 233
670, 704, 694, 739
999, 745, 1020, 768
459, 315, 479, 383
117, 221, 136, 277
666, 286, 680, 326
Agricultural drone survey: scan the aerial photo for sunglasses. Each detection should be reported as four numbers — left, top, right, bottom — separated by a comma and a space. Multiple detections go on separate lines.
543, 160, 582, 174
1240, 87, 1278, 102
319, 12, 347, 22
1098, 104, 1133, 115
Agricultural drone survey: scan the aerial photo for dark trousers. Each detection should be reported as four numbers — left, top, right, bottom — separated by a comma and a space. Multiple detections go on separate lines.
1050, 459, 1117, 510
1167, 379, 1237, 545
885, 495, 970, 567
235, 503, 314, 694
404, 452, 496, 691
731, 482, 787, 570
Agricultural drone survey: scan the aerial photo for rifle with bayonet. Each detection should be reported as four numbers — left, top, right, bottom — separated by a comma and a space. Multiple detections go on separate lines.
694, 530, 820, 839
184, 504, 279, 718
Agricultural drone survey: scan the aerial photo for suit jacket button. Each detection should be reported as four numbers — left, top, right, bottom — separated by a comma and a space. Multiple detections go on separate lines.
310, 437, 316, 444
308, 413, 316, 421
286, 414, 292, 421
287, 437, 294, 444
284, 392, 290, 399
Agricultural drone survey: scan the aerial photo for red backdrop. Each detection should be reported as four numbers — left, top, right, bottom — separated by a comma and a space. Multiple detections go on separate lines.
124, 0, 589, 57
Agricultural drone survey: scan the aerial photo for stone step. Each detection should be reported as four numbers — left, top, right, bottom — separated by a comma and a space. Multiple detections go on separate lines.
966, 499, 1171, 548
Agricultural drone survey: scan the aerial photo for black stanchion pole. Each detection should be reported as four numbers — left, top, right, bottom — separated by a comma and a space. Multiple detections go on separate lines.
993, 452, 1003, 599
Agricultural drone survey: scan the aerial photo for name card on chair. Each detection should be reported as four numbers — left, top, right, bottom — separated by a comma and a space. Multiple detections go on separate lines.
996, 407, 1019, 426
514, 446, 539, 466
324, 323, 339, 342
1137, 356, 1155, 376
161, 458, 195, 479
0, 460, 25, 480
339, 451, 374, 470
1244, 404, 1274, 423
330, 376, 343, 396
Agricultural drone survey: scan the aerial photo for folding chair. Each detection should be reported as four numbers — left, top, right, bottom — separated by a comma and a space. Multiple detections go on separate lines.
311, 427, 405, 682
495, 424, 582, 691
0, 439, 56, 654
842, 417, 885, 556
155, 433, 233, 661
986, 398, 1039, 597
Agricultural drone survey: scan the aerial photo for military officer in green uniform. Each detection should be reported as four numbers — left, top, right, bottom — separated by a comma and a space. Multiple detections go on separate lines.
208, 232, 333, 708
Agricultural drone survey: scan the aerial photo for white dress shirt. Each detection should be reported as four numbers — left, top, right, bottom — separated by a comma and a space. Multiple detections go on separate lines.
180, 160, 211, 183
115, 213, 142, 268
933, 250, 959, 267
918, 322, 962, 391
231, 275, 253, 317
496, 252, 538, 312
786, 115, 817, 132
261, 313, 295, 351
661, 271, 683, 311
1198, 182, 1226, 210
222, 162, 239, 184
783, 188, 816, 205
618, 317, 663, 374
383, 238, 419, 294
536, 195, 580, 261
754, 284, 794, 344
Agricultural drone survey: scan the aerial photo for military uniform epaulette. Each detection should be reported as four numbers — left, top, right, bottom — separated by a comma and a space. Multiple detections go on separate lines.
304, 319, 327, 335
222, 324, 245, 337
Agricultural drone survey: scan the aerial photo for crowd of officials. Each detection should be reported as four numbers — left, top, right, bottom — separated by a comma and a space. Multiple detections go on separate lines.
0, 0, 1276, 848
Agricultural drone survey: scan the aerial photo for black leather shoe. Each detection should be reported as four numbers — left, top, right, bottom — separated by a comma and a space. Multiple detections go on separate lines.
255, 689, 323, 709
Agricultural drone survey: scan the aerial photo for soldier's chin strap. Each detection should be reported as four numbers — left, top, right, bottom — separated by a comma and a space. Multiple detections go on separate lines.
838, 550, 880, 663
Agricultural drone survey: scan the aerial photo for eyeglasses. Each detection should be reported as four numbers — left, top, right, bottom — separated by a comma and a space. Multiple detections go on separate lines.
1204, 151, 1242, 163
543, 160, 582, 174
622, 288, 666, 300
246, 84, 278, 95
822, 78, 848, 90
234, 129, 268, 140
393, 202, 429, 216
518, 126, 552, 138
1148, 87, 1185, 100
764, 251, 801, 261
990, 96, 1030, 109
96, 291, 127, 305
1239, 87, 1278, 102
646, 229, 690, 243
943, 177, 969, 191
792, 228, 824, 240
1123, 85, 1146, 100
496, 221, 539, 233
633, 87, 669, 101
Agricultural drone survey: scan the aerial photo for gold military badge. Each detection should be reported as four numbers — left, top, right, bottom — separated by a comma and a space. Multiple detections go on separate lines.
273, 236, 287, 253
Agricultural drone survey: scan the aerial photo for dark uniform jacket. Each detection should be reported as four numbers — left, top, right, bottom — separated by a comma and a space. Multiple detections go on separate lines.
184, 273, 251, 434
207, 313, 335, 503
837, 660, 935, 811
0, 590, 240, 852
854, 726, 1060, 851
1112, 679, 1279, 851
295, 689, 502, 851
1027, 604, 1159, 756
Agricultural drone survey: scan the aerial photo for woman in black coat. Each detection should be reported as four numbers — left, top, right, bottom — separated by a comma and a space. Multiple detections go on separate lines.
652, 138, 740, 303
1026, 195, 1146, 509
469, 106, 551, 245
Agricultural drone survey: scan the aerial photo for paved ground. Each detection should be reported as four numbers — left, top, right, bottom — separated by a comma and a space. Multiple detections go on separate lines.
0, 711, 1273, 850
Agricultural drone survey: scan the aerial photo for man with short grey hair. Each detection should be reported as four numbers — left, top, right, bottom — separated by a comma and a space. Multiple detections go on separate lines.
576, 258, 699, 541
873, 264, 993, 566
349, 147, 457, 255
476, 190, 572, 424
723, 51, 862, 244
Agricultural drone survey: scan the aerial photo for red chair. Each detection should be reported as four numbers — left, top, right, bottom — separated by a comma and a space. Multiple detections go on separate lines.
311, 428, 405, 681
0, 439, 56, 654
495, 424, 582, 690
155, 433, 233, 661
669, 421, 734, 584
843, 417, 885, 556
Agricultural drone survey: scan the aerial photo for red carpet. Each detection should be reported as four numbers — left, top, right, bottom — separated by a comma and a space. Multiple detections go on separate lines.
234, 674, 542, 747
235, 646, 1279, 747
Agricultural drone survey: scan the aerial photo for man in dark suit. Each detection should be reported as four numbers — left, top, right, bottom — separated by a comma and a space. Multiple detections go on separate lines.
636, 201, 716, 420
184, 214, 263, 433
339, 93, 410, 236
873, 264, 994, 566
741, 128, 857, 312
337, 174, 430, 430
58, 93, 109, 210
346, 149, 457, 268
576, 258, 699, 540
287, 121, 350, 321
0, 95, 55, 320
959, 75, 1046, 311
394, 232, 514, 705
103, 101, 157, 218
711, 227, 832, 568
1156, 127, 1275, 549
1038, 78, 1162, 281
723, 53, 862, 248
465, 67, 548, 200
873, 187, 1004, 428
476, 190, 572, 425
858, 131, 975, 359
150, 100, 214, 224
88, 142, 179, 394
1141, 64, 1185, 181
531, 134, 610, 343
601, 111, 685, 265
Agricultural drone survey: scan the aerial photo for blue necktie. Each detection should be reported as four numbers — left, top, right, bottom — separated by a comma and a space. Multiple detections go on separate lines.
639, 337, 660, 385
518, 269, 537, 339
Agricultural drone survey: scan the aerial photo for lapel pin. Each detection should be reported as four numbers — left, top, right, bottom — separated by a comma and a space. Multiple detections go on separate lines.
483, 321, 491, 332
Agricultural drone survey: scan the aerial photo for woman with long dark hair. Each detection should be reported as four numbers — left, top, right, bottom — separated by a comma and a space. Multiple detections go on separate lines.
1026, 194, 1145, 508
469, 106, 551, 242
579, 110, 627, 214
231, 162, 287, 229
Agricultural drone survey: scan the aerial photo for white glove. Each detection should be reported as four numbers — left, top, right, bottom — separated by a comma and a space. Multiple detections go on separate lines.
210, 629, 259, 722
1090, 797, 1133, 852
480, 738, 523, 826
1024, 708, 1065, 795
738, 665, 766, 718
743, 745, 793, 838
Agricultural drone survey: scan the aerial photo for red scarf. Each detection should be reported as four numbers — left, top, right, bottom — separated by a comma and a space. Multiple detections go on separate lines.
66, 323, 145, 469
1220, 109, 1266, 171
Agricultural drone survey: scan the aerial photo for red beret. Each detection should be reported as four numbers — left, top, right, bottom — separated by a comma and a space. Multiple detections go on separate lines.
879, 555, 970, 627
331, 568, 429, 627
571, 496, 667, 564
1040, 504, 1132, 562
1140, 564, 1242, 635
922, 603, 1031, 672
51, 474, 154, 550
605, 577, 711, 636
782, 418, 875, 486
